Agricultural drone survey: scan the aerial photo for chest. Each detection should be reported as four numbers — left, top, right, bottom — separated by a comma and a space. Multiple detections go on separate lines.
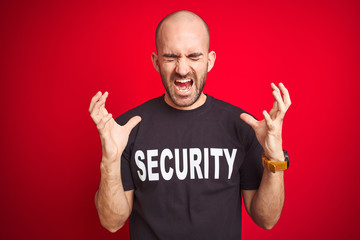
128, 115, 246, 188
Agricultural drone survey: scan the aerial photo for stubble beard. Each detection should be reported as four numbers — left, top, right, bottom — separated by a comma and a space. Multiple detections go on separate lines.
160, 68, 207, 108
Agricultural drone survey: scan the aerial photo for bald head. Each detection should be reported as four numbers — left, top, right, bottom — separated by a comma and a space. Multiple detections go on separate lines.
155, 10, 210, 52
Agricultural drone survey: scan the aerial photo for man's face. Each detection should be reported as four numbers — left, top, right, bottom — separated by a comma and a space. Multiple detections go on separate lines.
153, 16, 214, 109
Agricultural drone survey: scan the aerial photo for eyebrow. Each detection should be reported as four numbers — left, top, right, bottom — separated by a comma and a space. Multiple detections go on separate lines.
187, 52, 203, 58
162, 53, 179, 58
162, 52, 204, 58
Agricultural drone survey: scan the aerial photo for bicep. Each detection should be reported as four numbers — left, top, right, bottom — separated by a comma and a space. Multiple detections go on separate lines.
242, 189, 257, 217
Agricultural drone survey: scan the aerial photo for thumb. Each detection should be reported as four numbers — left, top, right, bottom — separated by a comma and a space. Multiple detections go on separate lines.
124, 116, 142, 133
240, 113, 257, 128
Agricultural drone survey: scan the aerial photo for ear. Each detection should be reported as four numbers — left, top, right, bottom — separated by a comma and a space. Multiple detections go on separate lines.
151, 52, 160, 73
207, 51, 216, 72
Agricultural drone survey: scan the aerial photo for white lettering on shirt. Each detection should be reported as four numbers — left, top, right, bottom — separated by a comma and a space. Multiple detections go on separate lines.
135, 150, 146, 181
224, 148, 237, 179
160, 148, 174, 180
175, 149, 188, 180
210, 148, 223, 179
147, 149, 159, 181
134, 148, 237, 182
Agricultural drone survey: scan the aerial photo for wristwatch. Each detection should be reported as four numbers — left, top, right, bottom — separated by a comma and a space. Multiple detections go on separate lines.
262, 150, 289, 173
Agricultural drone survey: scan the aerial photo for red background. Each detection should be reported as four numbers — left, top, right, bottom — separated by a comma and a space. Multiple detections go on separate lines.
1, 0, 359, 239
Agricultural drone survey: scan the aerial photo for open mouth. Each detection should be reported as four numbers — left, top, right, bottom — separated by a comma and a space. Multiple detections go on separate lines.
174, 79, 193, 92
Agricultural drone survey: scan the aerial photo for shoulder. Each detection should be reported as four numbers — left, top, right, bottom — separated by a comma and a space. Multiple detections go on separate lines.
207, 95, 256, 142
209, 95, 246, 115
208, 95, 251, 124
115, 96, 163, 125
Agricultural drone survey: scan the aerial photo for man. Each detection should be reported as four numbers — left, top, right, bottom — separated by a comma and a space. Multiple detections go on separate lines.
89, 10, 291, 239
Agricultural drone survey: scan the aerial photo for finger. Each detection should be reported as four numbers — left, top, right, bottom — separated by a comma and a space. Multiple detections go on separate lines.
270, 83, 283, 115
272, 90, 286, 117
101, 105, 109, 116
90, 98, 106, 123
97, 113, 113, 131
269, 100, 278, 119
240, 113, 258, 129
99, 91, 110, 115
93, 91, 109, 116
90, 94, 110, 124
263, 110, 274, 130
279, 83, 291, 109
124, 116, 142, 134
271, 83, 282, 98
101, 91, 109, 103
89, 91, 102, 113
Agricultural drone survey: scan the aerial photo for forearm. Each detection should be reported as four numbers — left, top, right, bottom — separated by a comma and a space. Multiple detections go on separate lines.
95, 157, 131, 232
250, 169, 284, 230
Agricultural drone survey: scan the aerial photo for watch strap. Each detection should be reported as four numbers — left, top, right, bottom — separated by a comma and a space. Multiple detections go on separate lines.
262, 150, 289, 173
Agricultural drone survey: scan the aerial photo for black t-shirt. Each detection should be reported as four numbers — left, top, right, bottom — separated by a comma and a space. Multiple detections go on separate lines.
115, 95, 263, 240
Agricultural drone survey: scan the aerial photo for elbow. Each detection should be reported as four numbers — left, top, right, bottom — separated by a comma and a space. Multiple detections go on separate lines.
105, 226, 122, 233
96, 211, 128, 233
262, 223, 276, 231
105, 226, 120, 233
97, 210, 128, 232
94, 192, 128, 233
100, 219, 125, 233
260, 216, 280, 230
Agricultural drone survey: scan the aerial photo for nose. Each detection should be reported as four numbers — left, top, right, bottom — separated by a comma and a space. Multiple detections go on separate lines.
175, 58, 191, 77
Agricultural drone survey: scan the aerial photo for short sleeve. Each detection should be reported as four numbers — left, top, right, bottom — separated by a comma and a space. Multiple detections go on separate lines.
121, 147, 135, 191
115, 115, 136, 191
239, 127, 264, 190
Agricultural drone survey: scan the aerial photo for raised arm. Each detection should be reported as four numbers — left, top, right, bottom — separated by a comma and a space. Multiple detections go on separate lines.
240, 83, 291, 230
89, 91, 141, 232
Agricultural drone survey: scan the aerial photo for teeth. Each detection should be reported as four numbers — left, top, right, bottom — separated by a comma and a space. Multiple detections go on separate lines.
174, 79, 192, 92
176, 79, 191, 83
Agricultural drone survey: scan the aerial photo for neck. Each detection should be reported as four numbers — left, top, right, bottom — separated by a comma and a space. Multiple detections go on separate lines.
164, 93, 207, 110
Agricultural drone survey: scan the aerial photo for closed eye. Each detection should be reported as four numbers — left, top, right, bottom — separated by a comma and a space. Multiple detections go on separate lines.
187, 52, 203, 61
162, 53, 178, 62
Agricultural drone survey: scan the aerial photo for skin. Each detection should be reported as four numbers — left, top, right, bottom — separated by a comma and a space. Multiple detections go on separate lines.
89, 91, 139, 232
151, 11, 216, 110
240, 82, 291, 229
90, 10, 291, 233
